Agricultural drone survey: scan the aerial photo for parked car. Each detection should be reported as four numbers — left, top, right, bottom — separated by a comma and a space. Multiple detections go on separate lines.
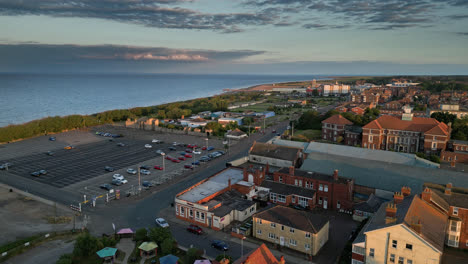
39, 169, 47, 175
168, 147, 177, 151
180, 152, 187, 156
152, 139, 159, 143
64, 145, 74, 150
187, 224, 203, 235
120, 179, 128, 184
142, 181, 153, 188
200, 156, 211, 162
46, 151, 54, 156
202, 146, 207, 150
139, 165, 151, 170
211, 240, 229, 251
193, 150, 201, 155
184, 154, 192, 158
217, 151, 225, 155
112, 179, 123, 186
127, 168, 137, 175
0, 163, 12, 170
154, 165, 163, 170
272, 130, 276, 133
276, 133, 281, 136
192, 161, 200, 166
117, 142, 126, 147
156, 149, 164, 155
155, 218, 169, 228
144, 144, 152, 149
184, 164, 193, 169
172, 142, 178, 146
207, 146, 214, 151
49, 137, 56, 141
112, 174, 124, 181
31, 171, 41, 177
100, 184, 112, 191
172, 159, 180, 163
140, 169, 151, 175
165, 155, 173, 160
105, 166, 114, 172
185, 149, 193, 153
178, 156, 186, 161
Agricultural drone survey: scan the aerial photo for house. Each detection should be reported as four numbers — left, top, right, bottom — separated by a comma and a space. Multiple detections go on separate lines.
351, 191, 447, 264
421, 183, 468, 249
233, 244, 284, 264
226, 129, 248, 140
218, 117, 243, 126
344, 125, 362, 146
249, 141, 303, 168
179, 118, 211, 128
441, 140, 468, 166
353, 193, 387, 222
260, 180, 317, 209
174, 167, 258, 231
321, 114, 353, 143
362, 106, 450, 154
253, 206, 329, 256
272, 167, 354, 211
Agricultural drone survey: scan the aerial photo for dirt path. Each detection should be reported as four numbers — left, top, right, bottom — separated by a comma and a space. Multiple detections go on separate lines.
116, 238, 135, 264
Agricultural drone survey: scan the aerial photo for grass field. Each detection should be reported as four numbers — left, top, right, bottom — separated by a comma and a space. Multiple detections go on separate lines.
233, 102, 275, 112
292, 129, 322, 141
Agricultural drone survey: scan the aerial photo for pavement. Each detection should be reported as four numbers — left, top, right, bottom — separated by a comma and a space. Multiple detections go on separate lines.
115, 238, 135, 264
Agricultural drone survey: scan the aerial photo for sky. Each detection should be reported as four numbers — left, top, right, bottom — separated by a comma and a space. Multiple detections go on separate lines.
0, 0, 467, 75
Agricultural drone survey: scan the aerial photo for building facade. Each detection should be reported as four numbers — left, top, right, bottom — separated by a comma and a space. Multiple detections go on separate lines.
249, 141, 303, 168
322, 114, 354, 143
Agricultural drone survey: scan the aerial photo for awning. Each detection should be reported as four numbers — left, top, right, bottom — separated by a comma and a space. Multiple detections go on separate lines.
159, 254, 180, 264
138, 242, 158, 252
117, 228, 134, 234
96, 247, 118, 258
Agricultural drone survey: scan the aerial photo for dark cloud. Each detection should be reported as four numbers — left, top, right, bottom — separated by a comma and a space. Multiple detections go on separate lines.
0, 43, 265, 72
0, 0, 276, 33
450, 14, 468, 20
302, 23, 350, 30
456, 32, 468, 36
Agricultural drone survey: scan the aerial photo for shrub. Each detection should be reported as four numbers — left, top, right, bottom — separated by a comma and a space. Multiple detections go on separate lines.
134, 228, 148, 242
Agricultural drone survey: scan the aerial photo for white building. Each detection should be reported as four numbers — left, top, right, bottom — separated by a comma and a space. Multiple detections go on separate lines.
322, 84, 350, 96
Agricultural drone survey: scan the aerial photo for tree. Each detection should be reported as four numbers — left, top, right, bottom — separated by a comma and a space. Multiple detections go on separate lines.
148, 227, 172, 245
215, 254, 233, 263
161, 238, 176, 255
185, 247, 203, 264
56, 254, 73, 264
430, 112, 457, 125
296, 110, 321, 130
243, 117, 254, 126
312, 89, 319, 97
73, 233, 101, 257
135, 228, 148, 242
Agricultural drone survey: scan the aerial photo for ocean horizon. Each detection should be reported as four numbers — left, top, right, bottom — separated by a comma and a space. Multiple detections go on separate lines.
0, 73, 326, 127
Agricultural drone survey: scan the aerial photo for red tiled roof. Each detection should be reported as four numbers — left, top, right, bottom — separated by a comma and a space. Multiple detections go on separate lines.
233, 244, 279, 264
362, 115, 449, 135
321, 114, 353, 125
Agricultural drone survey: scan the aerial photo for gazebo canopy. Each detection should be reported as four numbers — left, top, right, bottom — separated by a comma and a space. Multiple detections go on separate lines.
138, 242, 158, 252
96, 247, 118, 258
159, 254, 179, 264
117, 228, 134, 235
194, 260, 211, 264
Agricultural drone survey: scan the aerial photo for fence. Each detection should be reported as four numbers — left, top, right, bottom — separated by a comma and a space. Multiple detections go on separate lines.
0, 230, 82, 262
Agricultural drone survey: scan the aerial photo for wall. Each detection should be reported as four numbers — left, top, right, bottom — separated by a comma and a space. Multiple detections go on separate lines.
365, 224, 441, 264
312, 221, 329, 256
249, 154, 293, 168
441, 151, 468, 164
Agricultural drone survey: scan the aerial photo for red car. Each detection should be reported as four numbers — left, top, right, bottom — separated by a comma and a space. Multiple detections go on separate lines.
185, 149, 193, 153
202, 146, 207, 150
154, 165, 163, 170
172, 159, 180, 163
184, 164, 193, 169
165, 156, 172, 160
184, 154, 192, 158
187, 224, 203, 234
187, 144, 194, 148
178, 156, 186, 161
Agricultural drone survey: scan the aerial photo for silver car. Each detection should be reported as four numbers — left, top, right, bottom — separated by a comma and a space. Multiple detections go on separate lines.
127, 168, 137, 175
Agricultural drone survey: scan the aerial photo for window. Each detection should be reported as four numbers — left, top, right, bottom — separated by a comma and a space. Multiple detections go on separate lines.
290, 228, 295, 233
278, 195, 286, 203
407, 260, 412, 264
189, 209, 193, 217
305, 182, 309, 188
369, 135, 373, 142
310, 182, 313, 189
270, 193, 277, 202
292, 196, 295, 203
392, 240, 397, 249
453, 207, 459, 216
271, 223, 276, 228
352, 246, 365, 255
319, 184, 323, 191
389, 254, 395, 263
180, 207, 185, 216
201, 212, 205, 220
432, 142, 437, 149
324, 185, 328, 192
257, 219, 262, 224
319, 197, 323, 204
369, 248, 374, 257
281, 225, 284, 231
450, 220, 461, 232
405, 243, 412, 250
306, 233, 311, 238
268, 233, 276, 239
299, 180, 302, 186
279, 176, 283, 183
337, 201, 341, 209
289, 239, 297, 246
295, 179, 298, 186
256, 229, 262, 235
305, 244, 310, 250
398, 257, 404, 264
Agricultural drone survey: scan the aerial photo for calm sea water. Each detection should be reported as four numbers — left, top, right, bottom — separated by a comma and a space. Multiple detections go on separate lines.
0, 73, 323, 127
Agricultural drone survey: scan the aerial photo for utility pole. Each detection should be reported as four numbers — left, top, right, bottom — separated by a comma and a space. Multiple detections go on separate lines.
292, 122, 294, 137
138, 167, 141, 193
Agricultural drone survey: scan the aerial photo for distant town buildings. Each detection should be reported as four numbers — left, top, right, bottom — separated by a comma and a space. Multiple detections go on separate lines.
321, 83, 350, 96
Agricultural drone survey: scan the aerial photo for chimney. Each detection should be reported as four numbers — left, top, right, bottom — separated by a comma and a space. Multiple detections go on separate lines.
401, 186, 411, 197
265, 163, 270, 174
451, 161, 455, 167
289, 166, 295, 175
219, 258, 230, 264
279, 256, 285, 264
394, 192, 404, 204
411, 219, 422, 234
228, 178, 232, 191
445, 183, 452, 195
333, 170, 339, 181
181, 115, 184, 119
421, 187, 432, 202
385, 203, 397, 224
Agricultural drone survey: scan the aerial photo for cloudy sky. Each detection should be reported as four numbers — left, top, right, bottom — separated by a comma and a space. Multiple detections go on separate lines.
0, 0, 467, 74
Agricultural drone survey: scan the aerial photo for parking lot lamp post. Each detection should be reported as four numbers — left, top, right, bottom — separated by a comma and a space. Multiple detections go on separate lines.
205, 138, 208, 150
241, 236, 246, 258
161, 152, 166, 178
138, 167, 141, 191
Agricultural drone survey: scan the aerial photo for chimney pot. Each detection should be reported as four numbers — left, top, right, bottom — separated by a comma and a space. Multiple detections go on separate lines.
279, 255, 285, 264
394, 192, 404, 204
289, 166, 295, 175
445, 183, 452, 195
333, 170, 339, 181
421, 187, 432, 202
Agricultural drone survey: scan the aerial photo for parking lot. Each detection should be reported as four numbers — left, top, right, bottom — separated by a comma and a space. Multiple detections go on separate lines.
0, 125, 230, 204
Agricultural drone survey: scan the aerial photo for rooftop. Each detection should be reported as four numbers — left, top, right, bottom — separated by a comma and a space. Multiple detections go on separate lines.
276, 167, 352, 185
177, 168, 244, 203
232, 243, 280, 264
321, 114, 353, 125
363, 115, 449, 136
301, 153, 468, 193
261, 180, 315, 198
353, 194, 386, 213
254, 205, 328, 234
424, 183, 468, 209
249, 142, 301, 161
210, 190, 256, 217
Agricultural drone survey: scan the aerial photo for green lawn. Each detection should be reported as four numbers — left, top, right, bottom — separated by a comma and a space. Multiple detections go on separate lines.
292, 129, 321, 141
233, 102, 275, 112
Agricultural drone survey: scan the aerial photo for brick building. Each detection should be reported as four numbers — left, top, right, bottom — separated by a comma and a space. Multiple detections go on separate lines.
321, 114, 353, 143
362, 107, 450, 154
421, 183, 468, 250
271, 167, 354, 211
249, 141, 303, 168
441, 140, 468, 165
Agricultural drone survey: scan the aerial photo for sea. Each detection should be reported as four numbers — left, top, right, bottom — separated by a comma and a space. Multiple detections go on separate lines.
0, 73, 324, 127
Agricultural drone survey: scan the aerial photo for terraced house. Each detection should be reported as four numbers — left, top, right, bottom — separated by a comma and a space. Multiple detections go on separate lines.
253, 206, 329, 256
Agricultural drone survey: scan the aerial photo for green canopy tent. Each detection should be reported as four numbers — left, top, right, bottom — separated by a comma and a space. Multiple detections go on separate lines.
138, 241, 158, 257
96, 247, 118, 263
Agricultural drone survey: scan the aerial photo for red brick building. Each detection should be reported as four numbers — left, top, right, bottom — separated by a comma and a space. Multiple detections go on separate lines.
270, 167, 354, 211
362, 108, 450, 154
441, 140, 468, 166
422, 183, 468, 250
321, 114, 353, 143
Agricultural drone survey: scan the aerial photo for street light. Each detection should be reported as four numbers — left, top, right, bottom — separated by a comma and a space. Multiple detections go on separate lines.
205, 138, 208, 150
241, 236, 246, 257
161, 152, 166, 175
